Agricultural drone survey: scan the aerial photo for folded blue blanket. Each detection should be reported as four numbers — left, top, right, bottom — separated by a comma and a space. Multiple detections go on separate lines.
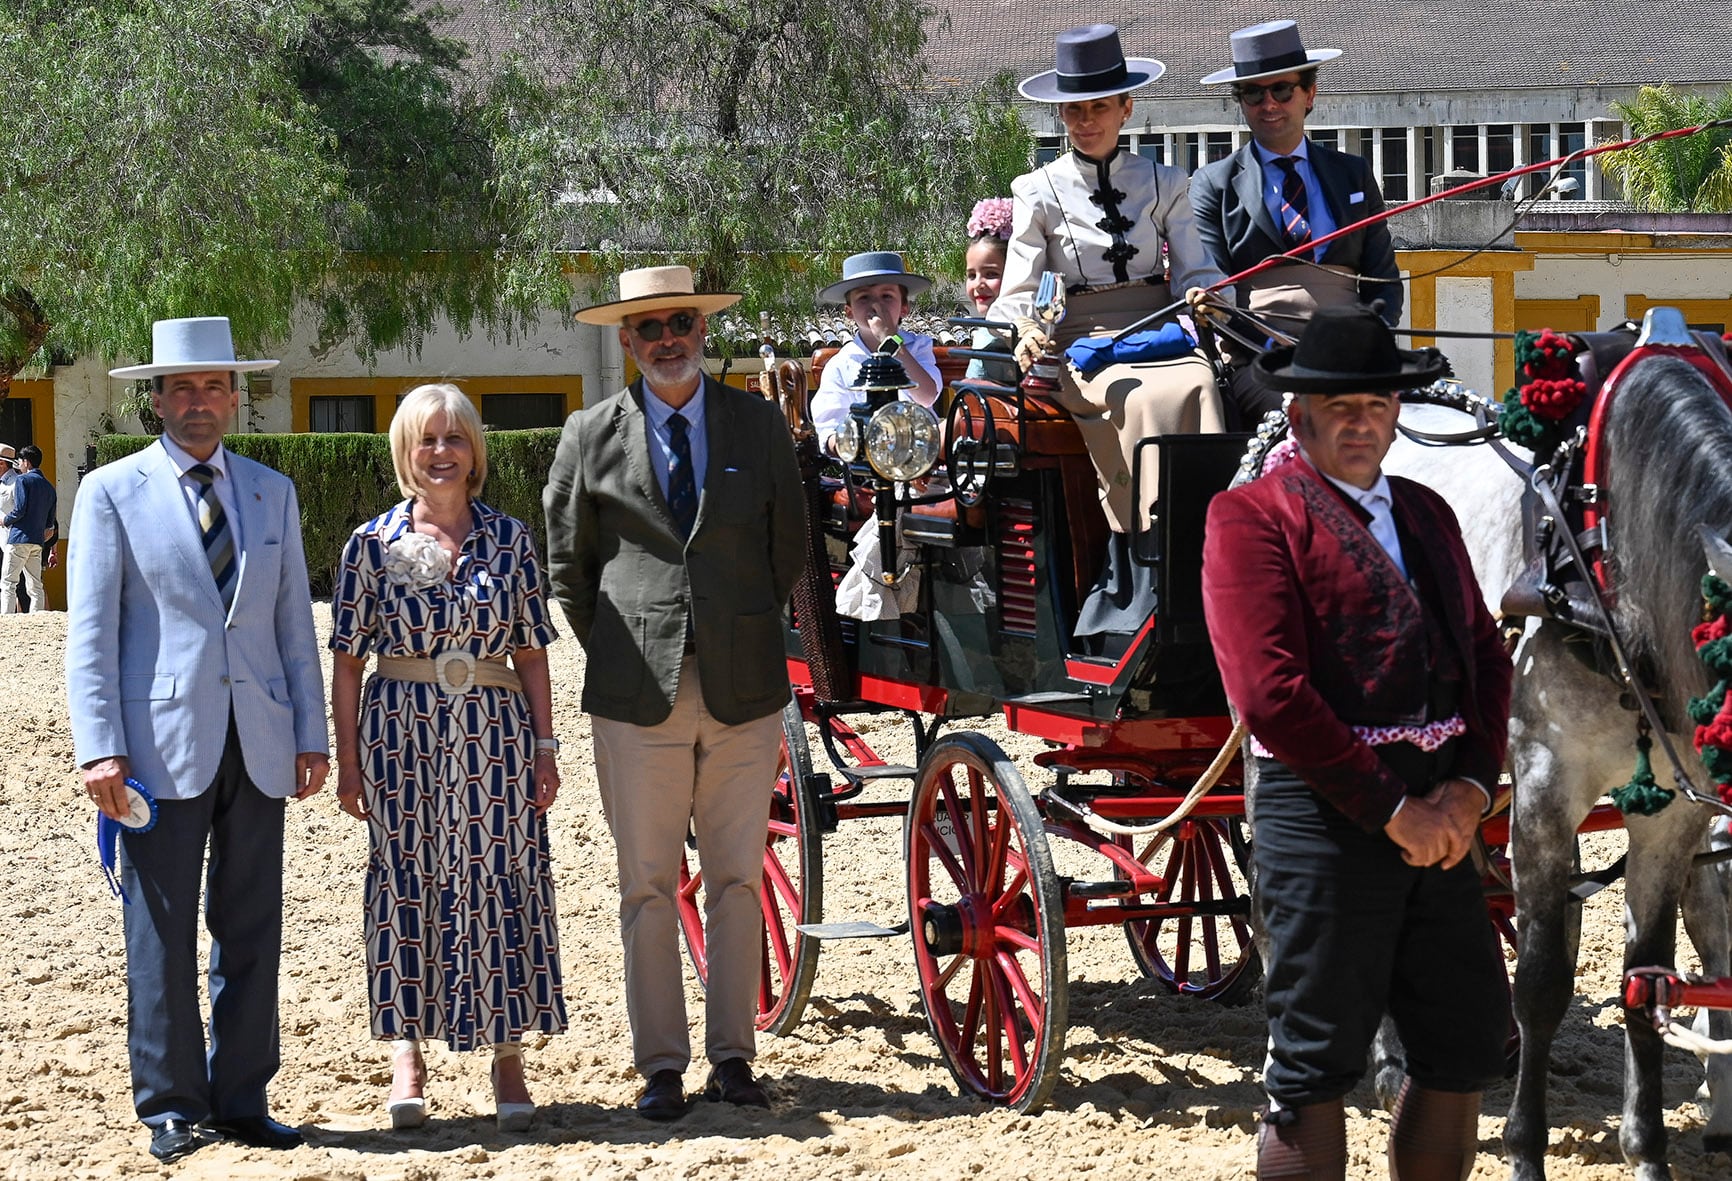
1065, 323, 1196, 379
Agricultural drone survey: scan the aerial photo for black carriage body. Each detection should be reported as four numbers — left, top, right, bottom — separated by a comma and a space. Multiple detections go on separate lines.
785, 387, 1247, 725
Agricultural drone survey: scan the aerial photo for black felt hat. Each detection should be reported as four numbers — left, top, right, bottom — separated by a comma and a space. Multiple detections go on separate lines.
1255, 305, 1449, 394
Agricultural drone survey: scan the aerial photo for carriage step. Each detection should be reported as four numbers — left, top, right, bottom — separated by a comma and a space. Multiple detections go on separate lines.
1003, 690, 1095, 705
796, 920, 911, 940
1068, 879, 1138, 899
837, 764, 917, 784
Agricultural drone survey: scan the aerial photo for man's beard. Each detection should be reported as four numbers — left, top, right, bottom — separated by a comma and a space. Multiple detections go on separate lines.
642, 351, 702, 389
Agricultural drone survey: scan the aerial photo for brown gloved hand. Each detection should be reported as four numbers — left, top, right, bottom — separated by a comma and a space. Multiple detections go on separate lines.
1185, 286, 1228, 326
1013, 317, 1052, 373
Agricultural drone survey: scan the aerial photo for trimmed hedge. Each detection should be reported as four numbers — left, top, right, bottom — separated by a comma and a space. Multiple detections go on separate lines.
95, 430, 564, 596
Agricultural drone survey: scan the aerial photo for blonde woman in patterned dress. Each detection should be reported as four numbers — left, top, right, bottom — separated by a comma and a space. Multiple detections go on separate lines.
331, 384, 565, 1132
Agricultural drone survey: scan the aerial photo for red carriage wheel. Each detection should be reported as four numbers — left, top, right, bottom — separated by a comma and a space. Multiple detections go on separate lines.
905, 733, 1067, 1112
1122, 817, 1261, 1004
678, 698, 823, 1035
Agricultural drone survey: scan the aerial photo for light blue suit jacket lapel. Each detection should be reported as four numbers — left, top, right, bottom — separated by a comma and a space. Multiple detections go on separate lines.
227, 456, 271, 611
136, 442, 228, 615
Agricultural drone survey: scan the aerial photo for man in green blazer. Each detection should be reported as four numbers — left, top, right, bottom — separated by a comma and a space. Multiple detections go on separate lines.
544, 265, 805, 1121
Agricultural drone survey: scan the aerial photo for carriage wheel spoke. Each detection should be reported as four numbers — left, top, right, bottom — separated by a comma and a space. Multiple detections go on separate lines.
992, 862, 1030, 924
981, 954, 1005, 1089
765, 849, 801, 917
1155, 834, 1183, 903
919, 820, 969, 890
968, 766, 993, 885
762, 881, 793, 982
935, 950, 967, 990
936, 769, 978, 879
985, 953, 1028, 1080
960, 958, 987, 1070
997, 948, 1044, 1037
983, 807, 1013, 894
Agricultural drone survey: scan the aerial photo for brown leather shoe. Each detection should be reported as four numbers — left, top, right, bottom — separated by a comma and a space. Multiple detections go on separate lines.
635, 1069, 687, 1121
702, 1058, 770, 1108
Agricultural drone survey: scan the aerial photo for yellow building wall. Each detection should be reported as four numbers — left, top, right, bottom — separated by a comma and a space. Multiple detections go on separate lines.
291, 375, 584, 432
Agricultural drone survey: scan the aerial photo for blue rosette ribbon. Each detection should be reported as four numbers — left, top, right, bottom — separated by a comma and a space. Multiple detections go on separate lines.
97, 777, 159, 904
1064, 322, 1196, 379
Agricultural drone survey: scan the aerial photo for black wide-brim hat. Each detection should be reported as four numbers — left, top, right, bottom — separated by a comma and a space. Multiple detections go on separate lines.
1019, 24, 1165, 103
1200, 19, 1341, 87
1255, 305, 1449, 394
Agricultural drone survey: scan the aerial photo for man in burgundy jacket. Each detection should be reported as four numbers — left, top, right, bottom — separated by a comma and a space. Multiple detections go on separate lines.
1202, 305, 1513, 1181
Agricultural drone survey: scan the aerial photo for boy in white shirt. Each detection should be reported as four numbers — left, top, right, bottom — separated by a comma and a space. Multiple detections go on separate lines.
810, 252, 943, 454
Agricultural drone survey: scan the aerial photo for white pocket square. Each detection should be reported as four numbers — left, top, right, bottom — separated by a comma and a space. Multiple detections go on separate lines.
1349, 192, 1366, 204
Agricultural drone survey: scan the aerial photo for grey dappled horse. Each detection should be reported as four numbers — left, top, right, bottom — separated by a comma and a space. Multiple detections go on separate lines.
1383, 357, 1732, 1180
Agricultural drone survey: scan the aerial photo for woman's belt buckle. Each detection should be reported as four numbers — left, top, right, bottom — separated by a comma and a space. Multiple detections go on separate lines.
433, 649, 477, 694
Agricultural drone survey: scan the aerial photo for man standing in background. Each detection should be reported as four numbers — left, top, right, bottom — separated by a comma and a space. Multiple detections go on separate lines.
2, 445, 58, 612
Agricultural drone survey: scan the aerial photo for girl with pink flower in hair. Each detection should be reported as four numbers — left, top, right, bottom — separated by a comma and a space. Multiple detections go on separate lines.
963, 197, 1018, 385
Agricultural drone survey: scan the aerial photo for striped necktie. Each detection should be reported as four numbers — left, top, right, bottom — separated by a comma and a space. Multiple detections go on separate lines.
1273, 155, 1313, 248
666, 412, 697, 539
187, 463, 237, 609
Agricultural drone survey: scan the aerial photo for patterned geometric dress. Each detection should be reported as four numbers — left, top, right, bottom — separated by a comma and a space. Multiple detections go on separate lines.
330, 499, 567, 1051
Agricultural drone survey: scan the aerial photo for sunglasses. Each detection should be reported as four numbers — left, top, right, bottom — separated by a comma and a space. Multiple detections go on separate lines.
629, 311, 698, 342
1234, 81, 1303, 105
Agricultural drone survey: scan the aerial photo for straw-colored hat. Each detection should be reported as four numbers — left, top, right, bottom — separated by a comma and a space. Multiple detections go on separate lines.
108, 317, 279, 380
575, 265, 741, 326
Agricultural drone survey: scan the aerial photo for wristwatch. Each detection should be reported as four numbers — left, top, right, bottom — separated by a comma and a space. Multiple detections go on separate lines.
534, 738, 561, 755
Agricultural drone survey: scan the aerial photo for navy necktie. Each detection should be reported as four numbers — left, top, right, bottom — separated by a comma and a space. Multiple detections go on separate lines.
666, 412, 697, 539
187, 463, 237, 609
1273, 156, 1313, 248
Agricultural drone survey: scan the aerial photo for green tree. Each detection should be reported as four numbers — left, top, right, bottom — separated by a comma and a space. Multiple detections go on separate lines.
500, 0, 1032, 340
0, 0, 562, 399
1603, 84, 1732, 212
0, 1, 340, 398
289, 0, 566, 361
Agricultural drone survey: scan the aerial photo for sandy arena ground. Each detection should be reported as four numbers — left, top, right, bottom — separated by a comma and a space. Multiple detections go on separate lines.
4, 607, 1732, 1179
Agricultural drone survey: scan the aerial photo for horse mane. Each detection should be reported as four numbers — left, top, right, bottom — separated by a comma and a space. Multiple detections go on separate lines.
1605, 354, 1732, 717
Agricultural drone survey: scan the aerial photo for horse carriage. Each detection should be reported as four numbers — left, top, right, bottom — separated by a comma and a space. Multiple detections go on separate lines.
677, 273, 1732, 1171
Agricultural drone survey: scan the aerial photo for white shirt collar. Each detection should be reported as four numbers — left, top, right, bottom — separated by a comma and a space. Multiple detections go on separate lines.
1300, 448, 1391, 507
1322, 468, 1393, 510
159, 434, 229, 479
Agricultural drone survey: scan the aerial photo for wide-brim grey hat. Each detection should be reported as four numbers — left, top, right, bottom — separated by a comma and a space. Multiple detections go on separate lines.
109, 317, 279, 379
1019, 24, 1164, 103
818, 251, 932, 305
1200, 20, 1341, 87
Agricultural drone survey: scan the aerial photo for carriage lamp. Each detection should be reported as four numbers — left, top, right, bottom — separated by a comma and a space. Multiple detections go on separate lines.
844, 345, 919, 475
836, 415, 863, 463
865, 400, 942, 482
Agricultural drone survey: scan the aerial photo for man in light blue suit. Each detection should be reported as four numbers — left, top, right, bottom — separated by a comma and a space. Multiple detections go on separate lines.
66, 318, 329, 1164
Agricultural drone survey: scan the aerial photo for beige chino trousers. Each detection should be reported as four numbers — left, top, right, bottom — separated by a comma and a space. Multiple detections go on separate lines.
592, 662, 783, 1077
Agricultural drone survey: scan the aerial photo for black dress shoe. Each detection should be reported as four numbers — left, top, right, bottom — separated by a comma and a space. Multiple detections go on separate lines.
148, 1119, 206, 1163
702, 1058, 770, 1108
635, 1069, 687, 1122
201, 1115, 303, 1150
